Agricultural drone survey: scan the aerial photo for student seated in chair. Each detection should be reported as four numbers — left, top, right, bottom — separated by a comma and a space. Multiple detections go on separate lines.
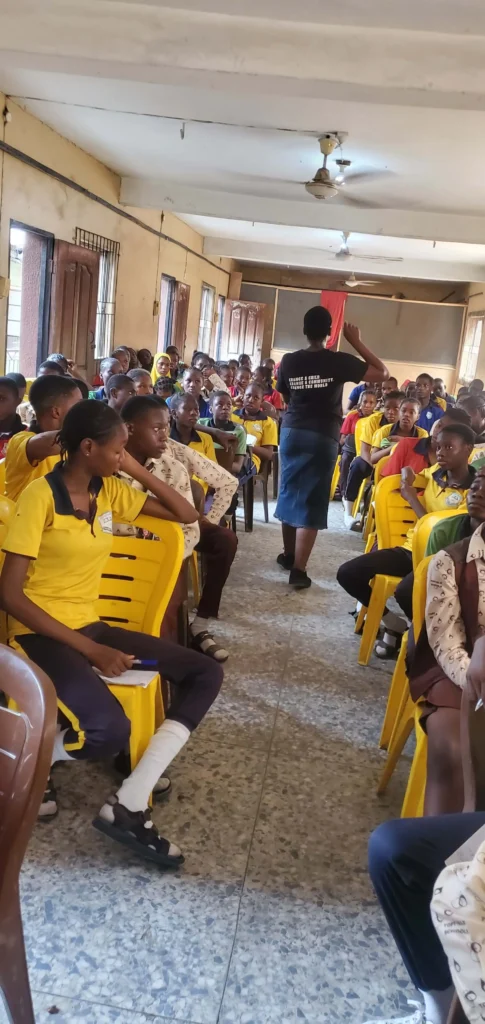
339, 388, 377, 497
379, 407, 472, 479
342, 390, 403, 528
0, 400, 222, 867
232, 382, 278, 475
406, 467, 485, 816
5, 375, 83, 501
0, 376, 25, 458
127, 367, 154, 396
370, 397, 427, 467
199, 390, 249, 476
119, 396, 238, 662
176, 367, 211, 418
93, 356, 123, 400
106, 374, 136, 414
365, 803, 485, 1024
336, 424, 475, 659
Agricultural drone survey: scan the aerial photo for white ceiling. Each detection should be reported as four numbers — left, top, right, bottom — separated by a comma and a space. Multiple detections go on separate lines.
3, 1, 485, 281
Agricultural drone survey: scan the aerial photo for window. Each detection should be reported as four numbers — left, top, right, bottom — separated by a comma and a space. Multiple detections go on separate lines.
5, 222, 53, 376
198, 284, 215, 353
458, 313, 484, 384
75, 229, 119, 359
158, 274, 176, 351
215, 294, 225, 360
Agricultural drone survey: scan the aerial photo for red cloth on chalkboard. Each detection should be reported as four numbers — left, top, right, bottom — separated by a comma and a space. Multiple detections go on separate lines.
320, 291, 347, 349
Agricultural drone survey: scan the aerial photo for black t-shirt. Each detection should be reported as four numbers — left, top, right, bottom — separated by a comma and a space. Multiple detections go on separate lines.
277, 348, 367, 440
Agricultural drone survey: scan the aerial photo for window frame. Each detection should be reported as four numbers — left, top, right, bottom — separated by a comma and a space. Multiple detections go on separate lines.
198, 283, 215, 354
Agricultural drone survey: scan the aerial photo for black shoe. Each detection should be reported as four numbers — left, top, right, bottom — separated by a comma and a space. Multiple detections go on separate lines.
38, 775, 58, 821
276, 552, 295, 570
93, 797, 184, 869
289, 568, 312, 589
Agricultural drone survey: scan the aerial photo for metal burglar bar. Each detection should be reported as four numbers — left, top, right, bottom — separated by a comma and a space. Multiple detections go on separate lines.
74, 229, 120, 359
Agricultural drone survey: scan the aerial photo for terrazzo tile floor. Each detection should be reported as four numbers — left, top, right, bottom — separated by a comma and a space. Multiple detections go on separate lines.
2, 500, 417, 1024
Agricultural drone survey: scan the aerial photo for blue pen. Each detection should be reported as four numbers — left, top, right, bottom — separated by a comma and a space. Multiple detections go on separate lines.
133, 659, 158, 668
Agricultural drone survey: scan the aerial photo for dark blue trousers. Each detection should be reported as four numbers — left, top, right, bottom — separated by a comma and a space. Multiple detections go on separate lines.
369, 813, 485, 991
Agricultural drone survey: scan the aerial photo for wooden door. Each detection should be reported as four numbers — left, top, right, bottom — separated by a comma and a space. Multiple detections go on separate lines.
171, 282, 190, 352
219, 300, 266, 364
49, 241, 100, 381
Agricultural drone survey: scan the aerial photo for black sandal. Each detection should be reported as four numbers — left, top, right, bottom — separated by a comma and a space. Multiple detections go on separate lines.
191, 629, 229, 662
93, 797, 184, 869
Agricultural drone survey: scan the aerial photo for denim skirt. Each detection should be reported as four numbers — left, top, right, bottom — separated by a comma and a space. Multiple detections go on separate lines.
274, 427, 338, 530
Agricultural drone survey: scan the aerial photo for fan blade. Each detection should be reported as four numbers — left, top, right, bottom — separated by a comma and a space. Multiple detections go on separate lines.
344, 280, 379, 287
357, 254, 404, 263
342, 168, 395, 186
337, 193, 388, 209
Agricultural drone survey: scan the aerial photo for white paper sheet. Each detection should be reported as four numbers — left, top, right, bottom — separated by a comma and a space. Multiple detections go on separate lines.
95, 669, 156, 688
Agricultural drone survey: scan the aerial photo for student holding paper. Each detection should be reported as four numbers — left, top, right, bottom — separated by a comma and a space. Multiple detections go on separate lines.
0, 400, 224, 869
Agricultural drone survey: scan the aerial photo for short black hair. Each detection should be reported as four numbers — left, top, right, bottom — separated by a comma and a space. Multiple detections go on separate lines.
387, 376, 398, 386
72, 377, 89, 400
359, 389, 377, 401
303, 305, 332, 342
48, 353, 69, 372
154, 376, 176, 395
0, 376, 20, 401
471, 379, 484, 389
435, 423, 475, 446
416, 373, 434, 385
6, 372, 26, 390
399, 396, 420, 408
38, 359, 64, 375
29, 374, 81, 417
106, 374, 134, 396
122, 395, 167, 423
245, 381, 264, 395
210, 389, 233, 407
183, 366, 203, 379
59, 400, 122, 458
100, 356, 121, 373
384, 390, 406, 403
442, 406, 472, 427
111, 346, 129, 358
165, 346, 179, 357
170, 392, 198, 414
128, 368, 151, 382
457, 394, 485, 414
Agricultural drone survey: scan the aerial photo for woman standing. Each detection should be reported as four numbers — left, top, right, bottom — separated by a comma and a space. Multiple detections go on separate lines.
275, 308, 388, 588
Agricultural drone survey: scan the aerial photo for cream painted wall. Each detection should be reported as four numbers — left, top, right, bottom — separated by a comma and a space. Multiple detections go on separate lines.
464, 282, 485, 384
0, 96, 232, 369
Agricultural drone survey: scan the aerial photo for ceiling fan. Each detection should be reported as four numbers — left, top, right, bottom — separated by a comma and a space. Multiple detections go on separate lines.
324, 232, 404, 264
340, 273, 381, 288
303, 134, 394, 206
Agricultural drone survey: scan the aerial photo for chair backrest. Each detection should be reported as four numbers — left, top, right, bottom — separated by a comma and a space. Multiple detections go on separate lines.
374, 474, 418, 549
96, 517, 184, 635
411, 554, 432, 636
0, 458, 6, 496
374, 454, 390, 485
412, 509, 462, 570
354, 416, 367, 457
0, 645, 57, 897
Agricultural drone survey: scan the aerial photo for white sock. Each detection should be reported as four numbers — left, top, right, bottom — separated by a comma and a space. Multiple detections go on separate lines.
342, 499, 354, 515
115, 720, 190, 812
420, 987, 453, 1024
51, 728, 75, 763
191, 615, 210, 636
382, 609, 407, 633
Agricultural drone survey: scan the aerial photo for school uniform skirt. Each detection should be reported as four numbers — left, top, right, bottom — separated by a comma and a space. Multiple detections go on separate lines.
274, 427, 338, 530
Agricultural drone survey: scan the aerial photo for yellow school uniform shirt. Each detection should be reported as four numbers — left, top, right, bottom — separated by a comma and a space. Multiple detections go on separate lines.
371, 423, 428, 449
435, 396, 447, 411
402, 465, 474, 551
2, 465, 147, 641
360, 411, 388, 448
232, 412, 278, 472
5, 430, 60, 502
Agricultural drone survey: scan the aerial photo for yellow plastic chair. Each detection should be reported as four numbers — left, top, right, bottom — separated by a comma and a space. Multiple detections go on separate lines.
358, 474, 417, 665
329, 455, 341, 500
379, 631, 408, 750
0, 495, 15, 645
354, 416, 367, 458
411, 509, 464, 570
377, 556, 431, 816
96, 516, 184, 769
362, 454, 391, 545
0, 458, 6, 496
